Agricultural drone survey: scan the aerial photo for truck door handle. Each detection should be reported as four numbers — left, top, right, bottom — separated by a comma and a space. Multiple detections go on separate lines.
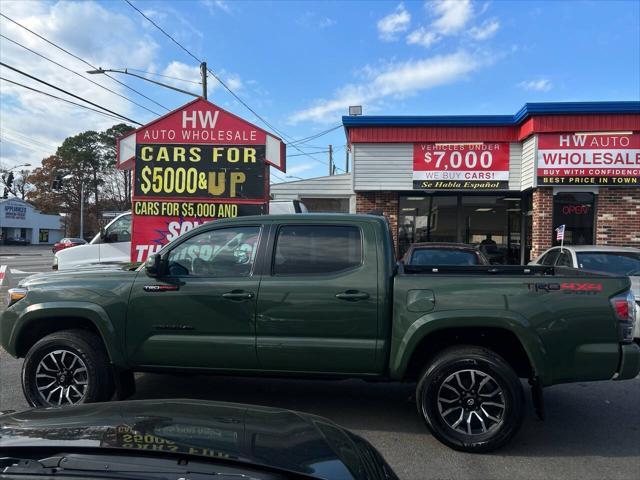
222, 291, 254, 301
335, 290, 370, 301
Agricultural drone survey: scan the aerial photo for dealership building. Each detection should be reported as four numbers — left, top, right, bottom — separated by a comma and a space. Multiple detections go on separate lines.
272, 102, 640, 263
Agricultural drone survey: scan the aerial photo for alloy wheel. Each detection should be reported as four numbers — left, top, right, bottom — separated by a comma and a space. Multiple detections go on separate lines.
34, 349, 89, 406
436, 369, 506, 435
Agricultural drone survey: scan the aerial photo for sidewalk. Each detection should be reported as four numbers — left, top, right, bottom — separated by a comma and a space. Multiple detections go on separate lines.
0, 245, 54, 256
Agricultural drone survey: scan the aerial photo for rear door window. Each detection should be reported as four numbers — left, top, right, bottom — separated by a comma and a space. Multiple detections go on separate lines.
556, 251, 574, 267
410, 249, 479, 265
273, 225, 362, 275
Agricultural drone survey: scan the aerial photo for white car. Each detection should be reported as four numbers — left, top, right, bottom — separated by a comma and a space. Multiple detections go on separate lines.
54, 212, 131, 271
530, 245, 640, 341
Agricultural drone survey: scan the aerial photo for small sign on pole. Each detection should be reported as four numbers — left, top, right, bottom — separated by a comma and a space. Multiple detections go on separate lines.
555, 224, 566, 252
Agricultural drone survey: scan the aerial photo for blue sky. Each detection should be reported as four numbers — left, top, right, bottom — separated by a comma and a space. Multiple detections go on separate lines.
0, 0, 638, 180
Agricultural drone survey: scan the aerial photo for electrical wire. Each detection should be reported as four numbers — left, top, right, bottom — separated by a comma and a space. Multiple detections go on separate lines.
0, 34, 163, 117
123, 0, 346, 173
0, 76, 136, 124
0, 63, 143, 125
287, 151, 329, 157
288, 125, 342, 145
0, 12, 170, 112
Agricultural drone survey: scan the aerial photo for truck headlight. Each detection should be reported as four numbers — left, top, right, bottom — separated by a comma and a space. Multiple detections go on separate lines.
7, 287, 28, 307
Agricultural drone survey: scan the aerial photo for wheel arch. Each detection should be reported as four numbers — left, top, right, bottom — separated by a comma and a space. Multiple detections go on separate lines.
12, 302, 126, 367
390, 311, 546, 383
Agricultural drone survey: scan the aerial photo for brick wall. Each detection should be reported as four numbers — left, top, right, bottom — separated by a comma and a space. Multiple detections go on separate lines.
595, 188, 640, 247
355, 192, 399, 246
531, 187, 553, 259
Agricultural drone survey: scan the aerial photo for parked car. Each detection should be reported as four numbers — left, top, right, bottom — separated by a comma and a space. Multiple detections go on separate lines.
4, 236, 29, 245
3, 214, 638, 452
530, 245, 640, 341
403, 242, 490, 265
0, 399, 398, 480
52, 237, 87, 253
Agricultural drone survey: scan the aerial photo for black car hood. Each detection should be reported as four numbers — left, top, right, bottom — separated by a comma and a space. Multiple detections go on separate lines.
0, 399, 391, 480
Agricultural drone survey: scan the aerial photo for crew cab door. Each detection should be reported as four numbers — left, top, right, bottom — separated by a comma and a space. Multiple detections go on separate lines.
255, 221, 379, 374
126, 224, 264, 369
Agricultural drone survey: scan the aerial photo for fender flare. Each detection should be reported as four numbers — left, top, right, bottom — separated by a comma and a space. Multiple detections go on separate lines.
389, 309, 547, 382
11, 301, 127, 368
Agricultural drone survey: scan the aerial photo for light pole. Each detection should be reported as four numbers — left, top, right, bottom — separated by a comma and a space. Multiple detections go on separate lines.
87, 63, 208, 99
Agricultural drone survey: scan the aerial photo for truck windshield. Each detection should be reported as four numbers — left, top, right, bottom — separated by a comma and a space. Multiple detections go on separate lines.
410, 248, 479, 265
576, 252, 640, 276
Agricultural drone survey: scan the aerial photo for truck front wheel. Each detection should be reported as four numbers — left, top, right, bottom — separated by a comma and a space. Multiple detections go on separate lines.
416, 346, 525, 453
21, 329, 115, 407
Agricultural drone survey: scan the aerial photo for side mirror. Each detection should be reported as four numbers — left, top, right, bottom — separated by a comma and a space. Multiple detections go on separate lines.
145, 253, 164, 277
100, 227, 106, 240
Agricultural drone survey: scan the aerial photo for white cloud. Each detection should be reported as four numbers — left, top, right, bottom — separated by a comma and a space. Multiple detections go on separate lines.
289, 51, 484, 124
518, 78, 552, 92
431, 0, 473, 35
407, 0, 498, 47
200, 0, 232, 15
469, 18, 499, 40
0, 0, 165, 168
319, 17, 337, 29
407, 27, 439, 48
377, 4, 411, 41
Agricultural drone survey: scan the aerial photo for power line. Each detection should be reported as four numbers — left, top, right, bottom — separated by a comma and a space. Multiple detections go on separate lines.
124, 68, 202, 85
0, 127, 58, 151
0, 76, 136, 124
0, 12, 170, 112
287, 151, 329, 157
1, 62, 143, 125
0, 33, 162, 117
289, 125, 342, 145
123, 0, 345, 173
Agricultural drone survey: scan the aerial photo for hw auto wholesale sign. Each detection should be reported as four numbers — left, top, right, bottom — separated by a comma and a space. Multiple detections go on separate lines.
413, 142, 510, 190
117, 98, 285, 262
537, 133, 640, 186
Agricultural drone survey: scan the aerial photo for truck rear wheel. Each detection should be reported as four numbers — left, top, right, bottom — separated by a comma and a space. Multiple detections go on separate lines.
416, 346, 524, 453
22, 329, 115, 407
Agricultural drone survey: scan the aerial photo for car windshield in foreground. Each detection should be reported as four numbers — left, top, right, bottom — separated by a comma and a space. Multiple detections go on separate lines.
410, 248, 479, 265
576, 252, 640, 276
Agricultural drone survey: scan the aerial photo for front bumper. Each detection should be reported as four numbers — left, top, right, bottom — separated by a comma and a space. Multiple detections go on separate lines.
615, 343, 640, 380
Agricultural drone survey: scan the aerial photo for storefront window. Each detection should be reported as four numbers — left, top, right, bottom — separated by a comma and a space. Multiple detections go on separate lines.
398, 194, 522, 264
552, 192, 595, 246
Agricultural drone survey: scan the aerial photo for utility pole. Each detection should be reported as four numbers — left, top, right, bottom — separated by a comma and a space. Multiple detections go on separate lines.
329, 144, 333, 176
79, 181, 84, 239
200, 62, 208, 99
345, 148, 349, 173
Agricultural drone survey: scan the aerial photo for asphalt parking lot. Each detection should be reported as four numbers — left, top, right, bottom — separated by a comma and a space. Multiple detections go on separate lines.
1, 250, 639, 479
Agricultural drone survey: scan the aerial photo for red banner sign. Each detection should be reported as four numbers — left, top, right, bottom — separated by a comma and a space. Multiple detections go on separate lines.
131, 201, 265, 262
413, 143, 510, 190
537, 133, 640, 186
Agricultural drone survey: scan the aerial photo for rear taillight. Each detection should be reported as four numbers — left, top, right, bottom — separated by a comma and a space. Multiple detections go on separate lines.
611, 291, 636, 343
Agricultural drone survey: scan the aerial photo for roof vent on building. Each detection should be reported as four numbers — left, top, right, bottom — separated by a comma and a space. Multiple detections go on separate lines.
348, 105, 362, 116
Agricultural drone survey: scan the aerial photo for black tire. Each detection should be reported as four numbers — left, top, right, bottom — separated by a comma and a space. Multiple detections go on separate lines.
22, 329, 115, 407
416, 346, 525, 453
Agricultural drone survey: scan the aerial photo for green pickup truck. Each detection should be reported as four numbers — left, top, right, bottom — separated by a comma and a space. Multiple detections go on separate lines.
2, 214, 639, 452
